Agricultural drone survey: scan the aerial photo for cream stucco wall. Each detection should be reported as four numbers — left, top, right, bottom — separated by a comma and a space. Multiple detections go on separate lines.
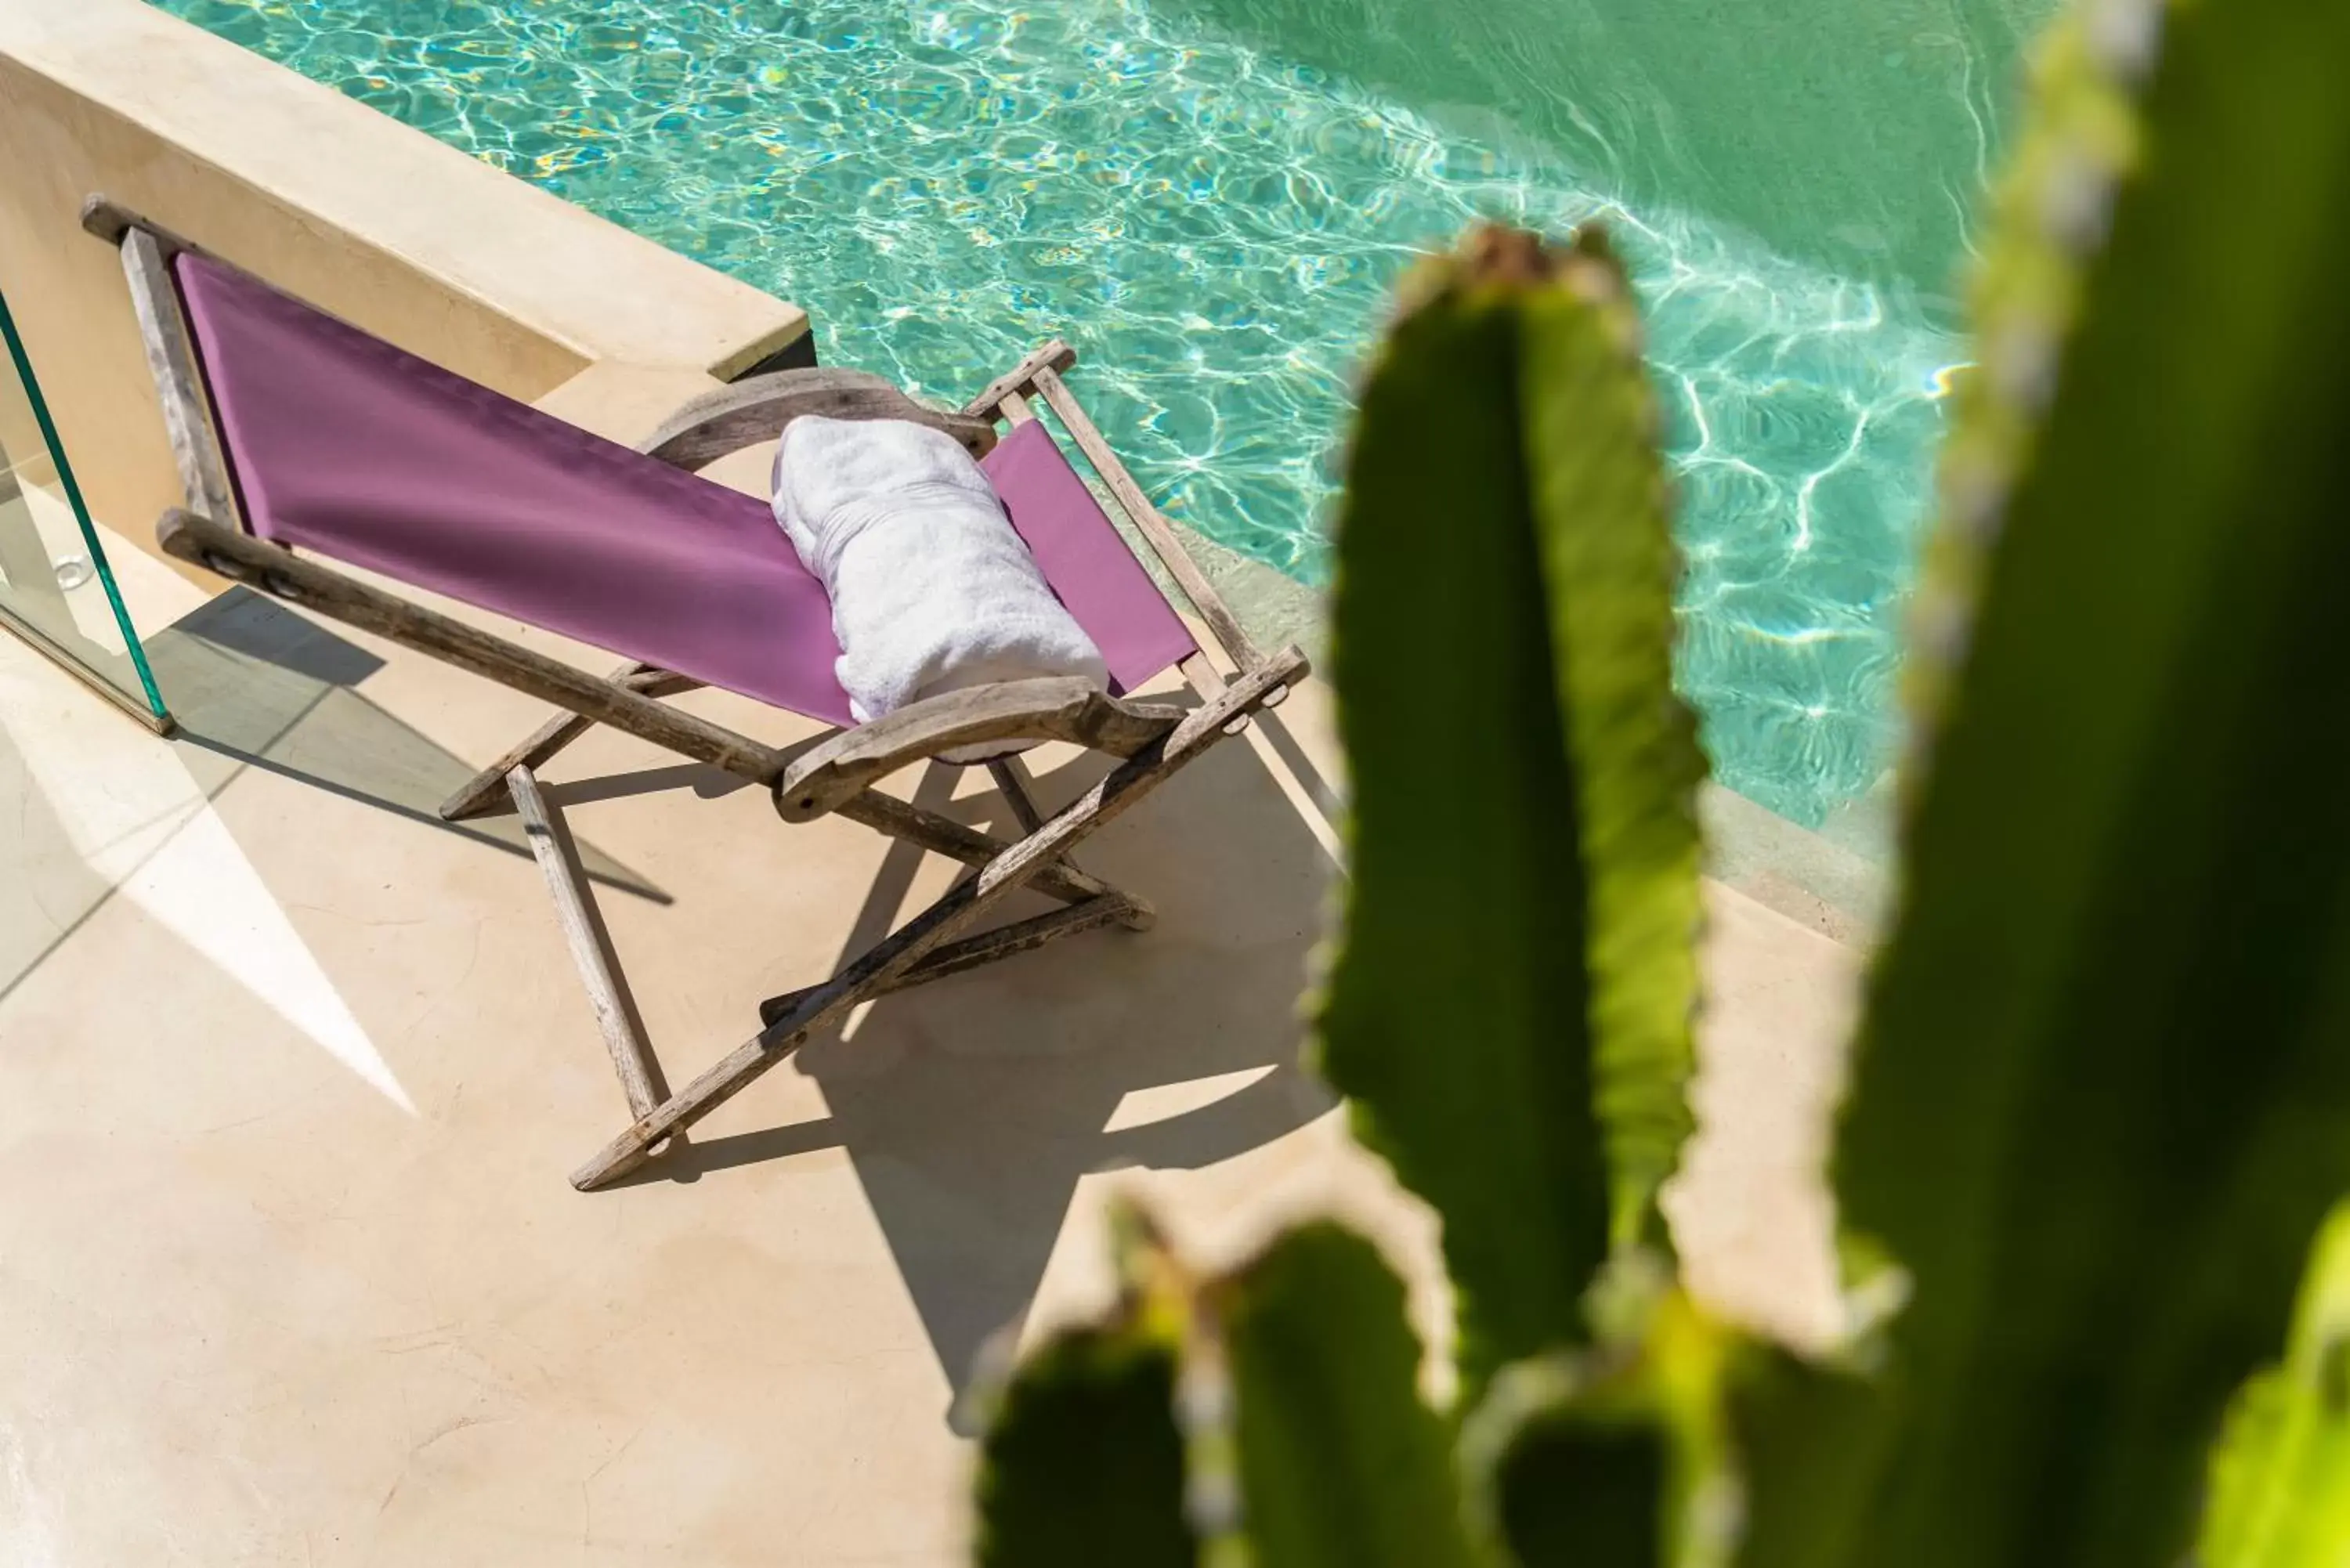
0, 0, 808, 576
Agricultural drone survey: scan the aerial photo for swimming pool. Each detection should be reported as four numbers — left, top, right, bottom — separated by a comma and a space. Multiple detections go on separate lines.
157, 0, 2030, 829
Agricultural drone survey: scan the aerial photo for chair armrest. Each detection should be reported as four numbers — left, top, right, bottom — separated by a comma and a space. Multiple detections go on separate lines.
640, 367, 999, 470
774, 677, 1184, 822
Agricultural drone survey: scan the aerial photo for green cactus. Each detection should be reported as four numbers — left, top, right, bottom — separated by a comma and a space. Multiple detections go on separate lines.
1737, 0, 2350, 1561
1462, 1272, 1742, 1568
2198, 1198, 2350, 1568
1470, 1363, 1670, 1568
967, 0, 2350, 1558
971, 1237, 1195, 1568
974, 1207, 1482, 1568
1214, 1223, 1478, 1568
1314, 223, 1705, 1391
971, 224, 1694, 1564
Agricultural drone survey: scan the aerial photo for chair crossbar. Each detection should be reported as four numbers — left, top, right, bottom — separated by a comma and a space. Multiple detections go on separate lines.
757, 891, 1148, 1030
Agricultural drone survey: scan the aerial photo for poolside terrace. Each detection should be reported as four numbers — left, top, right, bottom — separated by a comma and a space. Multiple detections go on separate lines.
2, 2, 1869, 1559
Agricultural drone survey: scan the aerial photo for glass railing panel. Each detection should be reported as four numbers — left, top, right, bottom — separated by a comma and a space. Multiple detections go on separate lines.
0, 281, 170, 728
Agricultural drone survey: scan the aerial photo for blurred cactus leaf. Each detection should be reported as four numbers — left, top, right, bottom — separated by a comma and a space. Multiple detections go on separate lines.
1217, 1222, 1477, 1568
1520, 231, 1708, 1246
972, 1227, 1197, 1568
1474, 1359, 1666, 1568
1724, 1338, 1888, 1568
1318, 223, 1701, 1386
1466, 1274, 1738, 1568
2200, 1200, 2350, 1568
1753, 0, 2350, 1562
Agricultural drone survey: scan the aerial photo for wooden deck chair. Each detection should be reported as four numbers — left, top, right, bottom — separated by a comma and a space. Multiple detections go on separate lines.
85, 197, 1306, 1191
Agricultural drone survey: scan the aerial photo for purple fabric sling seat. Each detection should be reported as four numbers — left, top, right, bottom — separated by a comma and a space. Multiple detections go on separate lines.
171, 252, 1197, 727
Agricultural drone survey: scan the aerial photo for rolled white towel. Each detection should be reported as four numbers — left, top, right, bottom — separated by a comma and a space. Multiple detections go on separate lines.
772, 415, 1108, 757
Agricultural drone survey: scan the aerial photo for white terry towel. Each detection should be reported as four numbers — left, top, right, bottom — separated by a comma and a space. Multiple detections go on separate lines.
772, 415, 1108, 750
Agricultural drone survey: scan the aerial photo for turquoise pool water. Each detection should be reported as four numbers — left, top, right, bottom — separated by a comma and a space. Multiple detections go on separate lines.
159, 0, 1991, 829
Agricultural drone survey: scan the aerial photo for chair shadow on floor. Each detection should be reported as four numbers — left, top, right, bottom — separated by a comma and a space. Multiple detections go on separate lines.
151, 586, 1338, 1426
612, 717, 1343, 1429
145, 587, 668, 901
3, 587, 674, 1001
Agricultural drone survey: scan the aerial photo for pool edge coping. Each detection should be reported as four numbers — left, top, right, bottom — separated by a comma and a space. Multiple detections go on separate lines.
0, 0, 811, 382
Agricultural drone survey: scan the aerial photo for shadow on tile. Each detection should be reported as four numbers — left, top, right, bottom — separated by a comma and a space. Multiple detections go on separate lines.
609, 734, 1340, 1429
0, 721, 116, 995
147, 588, 667, 903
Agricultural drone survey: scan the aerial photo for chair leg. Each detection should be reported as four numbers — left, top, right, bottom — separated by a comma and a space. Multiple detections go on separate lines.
440, 661, 702, 822
508, 764, 668, 1120
984, 755, 1047, 833
569, 651, 1303, 1190
985, 753, 1150, 933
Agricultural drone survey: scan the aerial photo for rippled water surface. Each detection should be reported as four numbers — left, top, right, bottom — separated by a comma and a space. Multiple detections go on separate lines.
161, 0, 1982, 826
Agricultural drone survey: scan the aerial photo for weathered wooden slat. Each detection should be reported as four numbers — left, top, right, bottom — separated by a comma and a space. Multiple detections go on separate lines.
121, 229, 240, 528
439, 662, 706, 822
571, 648, 1305, 1189
830, 788, 1127, 910
985, 755, 1047, 834
997, 389, 1039, 426
1028, 365, 1267, 676
725, 330, 821, 381
641, 367, 997, 471
981, 752, 1136, 928
508, 764, 663, 1119
775, 677, 1183, 822
158, 510, 788, 785
755, 892, 1146, 1028
81, 197, 207, 262
960, 340, 1079, 419
1179, 649, 1231, 699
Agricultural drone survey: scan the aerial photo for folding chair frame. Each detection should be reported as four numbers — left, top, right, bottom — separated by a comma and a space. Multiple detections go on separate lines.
88, 197, 1305, 1190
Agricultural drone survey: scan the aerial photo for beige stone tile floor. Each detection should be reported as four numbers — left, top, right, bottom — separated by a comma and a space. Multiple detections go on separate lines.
2, 464, 1860, 1568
